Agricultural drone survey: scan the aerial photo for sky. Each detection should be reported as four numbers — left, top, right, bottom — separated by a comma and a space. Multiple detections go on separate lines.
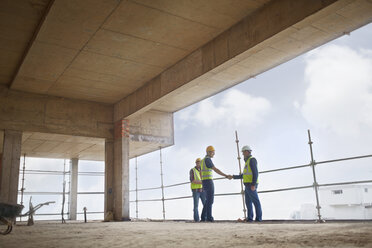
16, 22, 372, 221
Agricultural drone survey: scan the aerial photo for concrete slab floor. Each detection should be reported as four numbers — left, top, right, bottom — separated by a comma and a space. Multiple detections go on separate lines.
1, 221, 372, 247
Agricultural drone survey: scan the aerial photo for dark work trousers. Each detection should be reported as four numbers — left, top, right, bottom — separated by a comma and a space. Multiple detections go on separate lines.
245, 184, 262, 221
201, 179, 214, 221
192, 190, 206, 221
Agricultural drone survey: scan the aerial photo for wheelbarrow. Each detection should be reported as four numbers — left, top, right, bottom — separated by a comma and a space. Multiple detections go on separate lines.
0, 202, 24, 235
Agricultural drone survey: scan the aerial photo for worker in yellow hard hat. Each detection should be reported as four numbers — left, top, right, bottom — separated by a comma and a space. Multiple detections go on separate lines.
190, 158, 206, 222
200, 146, 232, 222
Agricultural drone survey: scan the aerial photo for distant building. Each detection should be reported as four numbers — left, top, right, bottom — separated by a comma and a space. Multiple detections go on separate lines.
291, 184, 372, 220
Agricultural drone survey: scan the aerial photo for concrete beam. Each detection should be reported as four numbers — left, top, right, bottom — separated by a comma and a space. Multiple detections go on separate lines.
128, 110, 174, 158
0, 130, 22, 204
0, 86, 113, 139
114, 0, 338, 121
69, 158, 78, 220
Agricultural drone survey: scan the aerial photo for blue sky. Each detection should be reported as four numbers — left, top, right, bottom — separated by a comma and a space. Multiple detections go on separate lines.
18, 23, 372, 221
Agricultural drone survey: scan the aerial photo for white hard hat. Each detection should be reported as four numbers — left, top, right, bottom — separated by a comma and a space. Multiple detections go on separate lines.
241, 145, 252, 152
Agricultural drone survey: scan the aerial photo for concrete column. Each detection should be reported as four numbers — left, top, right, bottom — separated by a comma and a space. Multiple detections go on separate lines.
69, 158, 79, 220
112, 119, 130, 221
0, 130, 22, 204
0, 153, 2, 183
104, 139, 114, 216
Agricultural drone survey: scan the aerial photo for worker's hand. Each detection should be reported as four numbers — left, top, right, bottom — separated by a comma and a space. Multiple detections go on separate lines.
226, 175, 233, 180
251, 185, 256, 191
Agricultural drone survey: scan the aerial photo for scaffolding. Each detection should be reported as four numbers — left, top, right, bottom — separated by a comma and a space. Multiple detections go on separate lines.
16, 130, 372, 221
129, 130, 372, 221
17, 160, 105, 220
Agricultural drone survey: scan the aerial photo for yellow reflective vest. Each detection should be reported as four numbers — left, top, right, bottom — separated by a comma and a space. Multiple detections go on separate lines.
243, 157, 259, 184
191, 167, 203, 190
200, 157, 213, 180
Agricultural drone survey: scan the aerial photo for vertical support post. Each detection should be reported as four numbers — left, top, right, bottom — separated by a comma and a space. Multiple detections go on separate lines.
135, 156, 139, 219
0, 130, 22, 204
61, 159, 66, 224
104, 139, 114, 219
69, 158, 79, 220
113, 119, 130, 221
0, 153, 2, 187
159, 147, 165, 220
0, 153, 2, 186
307, 129, 323, 223
20, 154, 26, 221
235, 131, 247, 220
83, 207, 87, 223
67, 171, 70, 220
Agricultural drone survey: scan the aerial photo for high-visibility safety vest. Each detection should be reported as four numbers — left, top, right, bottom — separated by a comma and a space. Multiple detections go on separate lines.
200, 157, 213, 180
191, 168, 203, 190
243, 157, 259, 184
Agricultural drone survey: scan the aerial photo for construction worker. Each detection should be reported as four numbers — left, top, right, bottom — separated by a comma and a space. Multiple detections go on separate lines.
200, 146, 232, 222
190, 158, 206, 222
232, 145, 262, 222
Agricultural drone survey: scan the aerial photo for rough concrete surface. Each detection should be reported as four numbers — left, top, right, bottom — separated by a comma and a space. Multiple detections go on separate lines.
1, 221, 372, 248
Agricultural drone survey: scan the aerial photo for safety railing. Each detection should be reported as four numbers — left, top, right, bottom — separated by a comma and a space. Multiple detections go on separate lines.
17, 158, 105, 221
130, 130, 372, 222
17, 130, 372, 222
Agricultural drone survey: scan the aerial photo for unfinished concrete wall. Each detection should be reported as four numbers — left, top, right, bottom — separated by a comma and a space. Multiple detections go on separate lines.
0, 86, 113, 139
0, 130, 22, 204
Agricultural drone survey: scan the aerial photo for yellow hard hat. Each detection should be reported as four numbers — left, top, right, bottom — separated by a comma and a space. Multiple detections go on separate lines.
206, 146, 215, 152
195, 158, 201, 163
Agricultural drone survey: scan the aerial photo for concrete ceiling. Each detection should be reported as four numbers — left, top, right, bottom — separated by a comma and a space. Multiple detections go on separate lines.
5, 0, 270, 103
1, 0, 372, 161
0, 128, 171, 161
0, 0, 50, 87
0, 130, 105, 160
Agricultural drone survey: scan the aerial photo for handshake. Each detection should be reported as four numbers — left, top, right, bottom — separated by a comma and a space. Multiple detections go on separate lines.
225, 175, 233, 180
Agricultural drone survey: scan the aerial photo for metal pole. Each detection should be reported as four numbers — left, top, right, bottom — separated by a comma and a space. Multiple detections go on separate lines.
68, 159, 71, 220
159, 147, 166, 220
235, 131, 247, 219
135, 156, 139, 219
20, 154, 26, 221
61, 159, 66, 224
307, 130, 323, 223
83, 207, 87, 223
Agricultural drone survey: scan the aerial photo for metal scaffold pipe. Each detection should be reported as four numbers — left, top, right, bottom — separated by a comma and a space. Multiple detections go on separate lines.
20, 154, 26, 221
159, 147, 166, 220
135, 156, 139, 219
307, 130, 323, 223
61, 159, 66, 224
235, 131, 247, 220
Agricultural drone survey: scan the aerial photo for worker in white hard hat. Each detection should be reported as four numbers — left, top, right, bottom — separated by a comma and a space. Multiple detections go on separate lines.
190, 158, 206, 222
200, 146, 232, 222
232, 145, 262, 222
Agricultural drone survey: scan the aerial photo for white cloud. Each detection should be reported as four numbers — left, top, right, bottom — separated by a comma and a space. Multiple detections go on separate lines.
301, 45, 372, 136
178, 89, 271, 128
293, 101, 300, 110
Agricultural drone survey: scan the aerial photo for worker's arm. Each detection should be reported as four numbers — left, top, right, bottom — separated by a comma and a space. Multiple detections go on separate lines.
212, 166, 229, 178
250, 158, 258, 190
192, 179, 202, 184
205, 157, 230, 179
233, 174, 243, 179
